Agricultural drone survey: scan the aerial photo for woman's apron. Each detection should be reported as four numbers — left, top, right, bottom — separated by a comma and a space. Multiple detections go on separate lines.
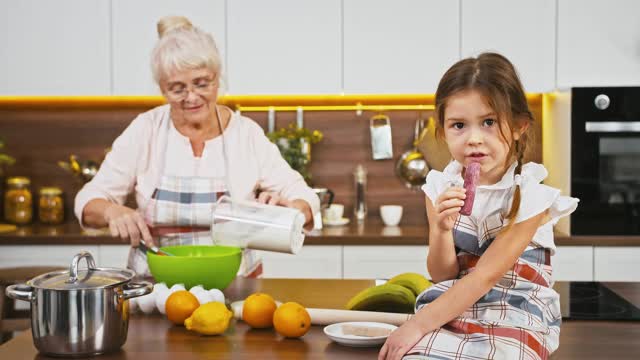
126, 107, 262, 278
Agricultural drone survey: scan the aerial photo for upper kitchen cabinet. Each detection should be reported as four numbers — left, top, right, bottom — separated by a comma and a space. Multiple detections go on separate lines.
112, 0, 226, 95
227, 0, 341, 94
557, 0, 640, 88
343, 0, 459, 94
461, 0, 556, 93
0, 0, 111, 95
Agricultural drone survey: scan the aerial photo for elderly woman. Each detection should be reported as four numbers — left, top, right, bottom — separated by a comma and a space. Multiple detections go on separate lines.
75, 16, 319, 277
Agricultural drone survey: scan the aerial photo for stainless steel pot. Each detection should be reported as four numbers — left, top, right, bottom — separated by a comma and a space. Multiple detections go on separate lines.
5, 251, 152, 357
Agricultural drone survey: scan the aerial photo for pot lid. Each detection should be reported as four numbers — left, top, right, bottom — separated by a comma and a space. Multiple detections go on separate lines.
28, 251, 134, 290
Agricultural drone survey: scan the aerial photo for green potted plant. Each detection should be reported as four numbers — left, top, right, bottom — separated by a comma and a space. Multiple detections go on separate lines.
267, 124, 323, 185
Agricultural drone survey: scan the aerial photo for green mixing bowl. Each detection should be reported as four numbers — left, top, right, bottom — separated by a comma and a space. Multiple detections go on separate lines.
147, 245, 242, 290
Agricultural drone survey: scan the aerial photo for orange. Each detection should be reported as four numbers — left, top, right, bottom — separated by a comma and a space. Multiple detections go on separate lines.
273, 302, 311, 338
165, 290, 200, 326
242, 292, 277, 328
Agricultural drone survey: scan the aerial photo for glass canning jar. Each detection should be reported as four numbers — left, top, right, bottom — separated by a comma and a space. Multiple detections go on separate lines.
5, 176, 33, 225
39, 186, 64, 225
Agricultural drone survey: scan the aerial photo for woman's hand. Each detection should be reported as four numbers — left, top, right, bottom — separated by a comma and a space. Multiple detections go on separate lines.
256, 191, 314, 229
433, 187, 466, 232
104, 204, 153, 247
256, 191, 292, 207
378, 320, 425, 360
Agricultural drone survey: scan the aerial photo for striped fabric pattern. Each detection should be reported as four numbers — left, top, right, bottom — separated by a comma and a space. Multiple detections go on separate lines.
404, 248, 560, 360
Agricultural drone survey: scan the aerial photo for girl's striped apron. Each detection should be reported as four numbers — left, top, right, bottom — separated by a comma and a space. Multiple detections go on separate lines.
404, 222, 561, 359
403, 207, 562, 360
126, 106, 262, 278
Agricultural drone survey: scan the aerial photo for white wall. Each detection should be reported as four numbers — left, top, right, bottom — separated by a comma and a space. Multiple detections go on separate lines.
2, 0, 639, 95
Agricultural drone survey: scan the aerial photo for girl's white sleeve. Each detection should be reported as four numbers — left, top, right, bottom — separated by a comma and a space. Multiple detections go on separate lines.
74, 116, 145, 226
515, 183, 580, 225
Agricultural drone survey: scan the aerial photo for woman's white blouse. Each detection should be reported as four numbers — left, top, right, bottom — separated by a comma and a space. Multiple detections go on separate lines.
421, 161, 579, 254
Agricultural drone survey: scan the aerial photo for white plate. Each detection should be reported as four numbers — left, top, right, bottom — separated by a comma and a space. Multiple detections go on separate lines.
323, 217, 350, 226
323, 322, 397, 347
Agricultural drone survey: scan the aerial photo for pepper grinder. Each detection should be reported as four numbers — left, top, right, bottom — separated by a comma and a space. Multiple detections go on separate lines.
354, 164, 367, 222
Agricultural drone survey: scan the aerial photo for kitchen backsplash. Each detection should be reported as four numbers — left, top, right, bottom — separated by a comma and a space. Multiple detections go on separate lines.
0, 100, 542, 226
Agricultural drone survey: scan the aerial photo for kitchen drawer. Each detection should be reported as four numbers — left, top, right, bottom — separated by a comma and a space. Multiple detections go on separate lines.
0, 245, 100, 268
256, 245, 343, 279
343, 246, 428, 280
594, 247, 640, 282
552, 246, 593, 282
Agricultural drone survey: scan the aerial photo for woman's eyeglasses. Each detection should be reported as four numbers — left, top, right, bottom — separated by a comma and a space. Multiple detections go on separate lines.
165, 78, 216, 101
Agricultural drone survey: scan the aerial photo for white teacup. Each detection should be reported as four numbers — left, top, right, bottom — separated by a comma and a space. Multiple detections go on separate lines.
323, 204, 344, 222
380, 205, 403, 226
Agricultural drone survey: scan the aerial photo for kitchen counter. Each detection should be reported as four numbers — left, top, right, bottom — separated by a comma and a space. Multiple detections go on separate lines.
1, 221, 640, 246
1, 279, 640, 359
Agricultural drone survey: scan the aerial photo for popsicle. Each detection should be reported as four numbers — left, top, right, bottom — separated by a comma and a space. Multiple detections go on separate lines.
460, 162, 481, 216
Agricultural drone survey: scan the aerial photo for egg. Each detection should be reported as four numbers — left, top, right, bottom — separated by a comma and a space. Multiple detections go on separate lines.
169, 283, 186, 292
192, 290, 214, 305
154, 287, 171, 315
189, 285, 206, 294
137, 291, 157, 314
208, 288, 225, 304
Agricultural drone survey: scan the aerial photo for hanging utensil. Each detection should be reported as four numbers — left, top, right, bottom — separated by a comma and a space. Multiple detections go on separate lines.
416, 116, 452, 171
370, 114, 394, 160
395, 117, 429, 189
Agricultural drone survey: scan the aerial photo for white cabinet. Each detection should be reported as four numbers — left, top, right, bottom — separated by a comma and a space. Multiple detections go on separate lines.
552, 246, 593, 281
0, 245, 100, 268
557, 0, 640, 88
343, 0, 459, 94
0, 0, 111, 95
111, 0, 226, 95
227, 0, 341, 94
594, 247, 640, 282
461, 0, 556, 92
343, 246, 428, 279
257, 245, 342, 279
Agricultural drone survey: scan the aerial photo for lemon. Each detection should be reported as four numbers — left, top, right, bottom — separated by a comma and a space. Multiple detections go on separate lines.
184, 302, 233, 335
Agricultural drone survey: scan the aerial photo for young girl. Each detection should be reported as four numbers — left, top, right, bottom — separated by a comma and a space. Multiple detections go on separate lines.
379, 53, 578, 360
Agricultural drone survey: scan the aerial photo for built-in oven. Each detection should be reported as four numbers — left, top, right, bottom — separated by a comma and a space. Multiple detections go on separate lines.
571, 87, 640, 235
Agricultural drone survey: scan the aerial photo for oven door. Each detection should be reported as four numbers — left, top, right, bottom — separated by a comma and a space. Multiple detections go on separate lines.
572, 128, 640, 235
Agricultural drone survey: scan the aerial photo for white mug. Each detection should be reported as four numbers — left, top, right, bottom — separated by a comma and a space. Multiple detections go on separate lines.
323, 204, 344, 222
380, 205, 403, 226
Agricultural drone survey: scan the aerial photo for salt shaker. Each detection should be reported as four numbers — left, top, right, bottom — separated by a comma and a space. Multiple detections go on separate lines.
354, 164, 367, 222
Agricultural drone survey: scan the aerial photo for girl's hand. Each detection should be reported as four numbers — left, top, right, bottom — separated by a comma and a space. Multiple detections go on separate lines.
433, 187, 466, 232
104, 204, 153, 247
378, 320, 425, 360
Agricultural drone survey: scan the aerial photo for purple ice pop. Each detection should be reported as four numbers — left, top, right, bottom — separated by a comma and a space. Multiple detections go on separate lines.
460, 162, 481, 216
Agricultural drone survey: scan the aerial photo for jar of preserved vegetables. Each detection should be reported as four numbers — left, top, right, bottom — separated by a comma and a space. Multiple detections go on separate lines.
39, 186, 64, 225
5, 177, 33, 225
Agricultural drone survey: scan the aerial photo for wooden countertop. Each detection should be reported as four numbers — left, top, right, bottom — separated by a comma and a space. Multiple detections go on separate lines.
1, 279, 639, 359
1, 221, 640, 246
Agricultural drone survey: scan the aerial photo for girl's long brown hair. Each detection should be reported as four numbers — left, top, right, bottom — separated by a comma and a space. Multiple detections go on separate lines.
435, 52, 534, 227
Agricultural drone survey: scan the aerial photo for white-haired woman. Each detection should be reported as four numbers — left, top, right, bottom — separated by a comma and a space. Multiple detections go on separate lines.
75, 16, 319, 277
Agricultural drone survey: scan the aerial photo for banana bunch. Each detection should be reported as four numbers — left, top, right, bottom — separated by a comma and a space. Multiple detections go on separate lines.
345, 273, 432, 314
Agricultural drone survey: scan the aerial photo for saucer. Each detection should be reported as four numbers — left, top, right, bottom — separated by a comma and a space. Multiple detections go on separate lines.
323, 322, 396, 347
323, 217, 350, 226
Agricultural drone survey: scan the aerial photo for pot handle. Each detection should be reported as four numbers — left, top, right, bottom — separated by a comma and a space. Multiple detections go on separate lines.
5, 284, 34, 302
121, 281, 153, 300
68, 251, 97, 283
